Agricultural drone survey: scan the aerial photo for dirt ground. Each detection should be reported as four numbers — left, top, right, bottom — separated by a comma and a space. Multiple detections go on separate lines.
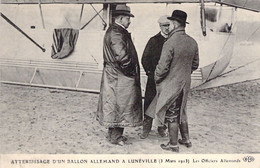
0, 79, 259, 154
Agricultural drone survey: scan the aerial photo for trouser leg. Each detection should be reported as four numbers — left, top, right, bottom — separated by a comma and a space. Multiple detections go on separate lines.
160, 100, 180, 152
139, 114, 153, 139
178, 121, 192, 147
160, 118, 179, 152
168, 120, 179, 146
106, 128, 112, 141
166, 107, 179, 146
141, 84, 155, 139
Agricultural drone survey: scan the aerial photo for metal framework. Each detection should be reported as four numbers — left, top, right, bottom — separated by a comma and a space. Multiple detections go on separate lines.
1, 0, 214, 4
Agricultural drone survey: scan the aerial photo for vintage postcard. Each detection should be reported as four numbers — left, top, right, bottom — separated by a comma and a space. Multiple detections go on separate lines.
0, 0, 259, 168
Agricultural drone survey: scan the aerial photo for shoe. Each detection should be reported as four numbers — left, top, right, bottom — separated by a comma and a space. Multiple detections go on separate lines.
121, 136, 128, 142
111, 140, 127, 146
160, 142, 179, 152
117, 136, 132, 145
138, 132, 149, 139
106, 134, 111, 142
117, 140, 125, 146
157, 125, 167, 137
178, 139, 192, 148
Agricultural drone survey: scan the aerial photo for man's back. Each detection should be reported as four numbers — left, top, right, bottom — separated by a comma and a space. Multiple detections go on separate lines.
169, 31, 198, 74
157, 28, 199, 84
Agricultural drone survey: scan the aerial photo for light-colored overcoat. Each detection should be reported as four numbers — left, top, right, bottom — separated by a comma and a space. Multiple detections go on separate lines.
146, 27, 199, 125
96, 23, 143, 127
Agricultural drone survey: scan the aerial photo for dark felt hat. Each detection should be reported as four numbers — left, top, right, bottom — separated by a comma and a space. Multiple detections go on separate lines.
113, 4, 134, 17
167, 10, 189, 24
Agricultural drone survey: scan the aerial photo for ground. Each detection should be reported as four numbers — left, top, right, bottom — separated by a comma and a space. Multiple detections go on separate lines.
0, 79, 259, 154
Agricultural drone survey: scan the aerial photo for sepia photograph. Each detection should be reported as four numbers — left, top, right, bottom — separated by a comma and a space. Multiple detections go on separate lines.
0, 0, 259, 167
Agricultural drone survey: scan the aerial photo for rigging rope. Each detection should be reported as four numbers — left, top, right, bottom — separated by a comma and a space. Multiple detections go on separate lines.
242, 0, 249, 8
247, 25, 260, 41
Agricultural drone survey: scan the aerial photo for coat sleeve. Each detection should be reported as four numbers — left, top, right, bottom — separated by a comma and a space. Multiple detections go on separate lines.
141, 38, 153, 76
191, 47, 199, 73
154, 42, 173, 84
111, 31, 135, 76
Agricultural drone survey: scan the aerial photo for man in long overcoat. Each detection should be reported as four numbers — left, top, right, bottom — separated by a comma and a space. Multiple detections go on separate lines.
139, 15, 170, 139
96, 4, 143, 146
146, 10, 199, 152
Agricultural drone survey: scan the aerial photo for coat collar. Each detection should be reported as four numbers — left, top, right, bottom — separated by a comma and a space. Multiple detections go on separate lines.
115, 21, 126, 30
155, 32, 167, 39
168, 27, 185, 39
113, 23, 129, 34
160, 31, 168, 38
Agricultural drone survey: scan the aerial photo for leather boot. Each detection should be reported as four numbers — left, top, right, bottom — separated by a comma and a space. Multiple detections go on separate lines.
178, 121, 192, 148
139, 115, 153, 139
160, 121, 179, 152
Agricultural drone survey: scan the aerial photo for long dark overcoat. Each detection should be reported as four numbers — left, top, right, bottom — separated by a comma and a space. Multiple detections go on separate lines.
146, 27, 199, 125
141, 33, 167, 111
96, 23, 143, 127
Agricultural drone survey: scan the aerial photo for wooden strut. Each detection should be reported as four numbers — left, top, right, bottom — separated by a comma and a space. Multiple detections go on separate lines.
0, 12, 46, 52
103, 4, 108, 26
38, 0, 45, 29
79, 4, 85, 24
1, 81, 100, 94
30, 67, 38, 84
200, 0, 207, 36
80, 8, 103, 30
90, 4, 107, 30
76, 71, 84, 88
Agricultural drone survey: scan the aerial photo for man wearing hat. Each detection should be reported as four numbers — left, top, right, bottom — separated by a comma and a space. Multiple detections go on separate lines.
139, 15, 171, 139
96, 4, 143, 146
145, 10, 199, 152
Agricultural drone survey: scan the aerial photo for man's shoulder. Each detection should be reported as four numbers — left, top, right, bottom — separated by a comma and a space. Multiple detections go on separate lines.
147, 32, 163, 43
108, 24, 118, 31
151, 32, 162, 39
171, 32, 197, 43
106, 25, 125, 36
185, 34, 198, 45
165, 34, 175, 42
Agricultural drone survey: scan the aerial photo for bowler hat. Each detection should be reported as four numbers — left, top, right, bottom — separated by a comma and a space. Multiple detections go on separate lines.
113, 4, 134, 17
167, 10, 189, 24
